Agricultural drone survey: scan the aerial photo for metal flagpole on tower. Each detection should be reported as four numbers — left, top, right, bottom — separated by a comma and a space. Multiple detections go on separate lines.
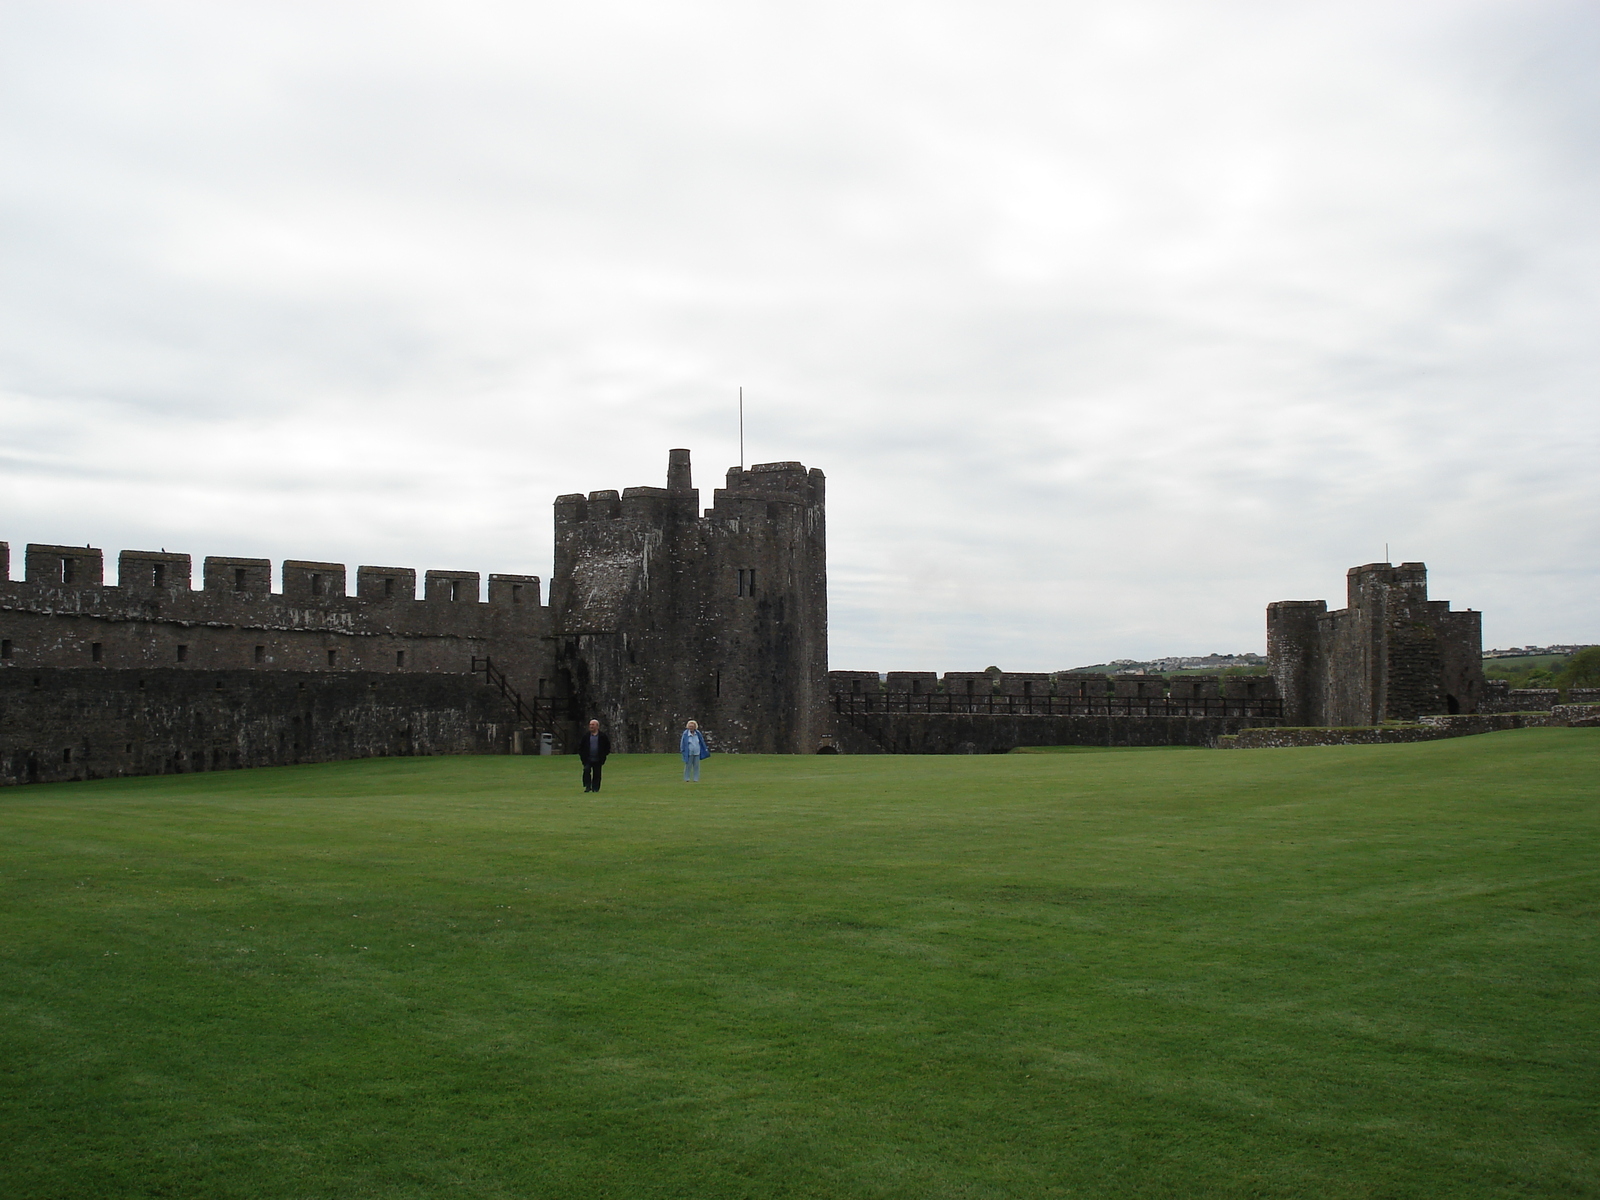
739, 386, 744, 470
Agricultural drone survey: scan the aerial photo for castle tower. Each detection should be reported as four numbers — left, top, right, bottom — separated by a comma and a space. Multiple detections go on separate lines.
1268, 562, 1483, 726
551, 450, 828, 753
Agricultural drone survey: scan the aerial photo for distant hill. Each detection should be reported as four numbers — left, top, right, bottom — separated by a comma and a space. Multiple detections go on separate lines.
1066, 653, 1269, 676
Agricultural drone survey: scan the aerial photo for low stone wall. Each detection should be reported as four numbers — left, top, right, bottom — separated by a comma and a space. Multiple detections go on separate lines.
0, 668, 522, 786
1216, 710, 1575, 749
832, 711, 1277, 753
1553, 703, 1600, 727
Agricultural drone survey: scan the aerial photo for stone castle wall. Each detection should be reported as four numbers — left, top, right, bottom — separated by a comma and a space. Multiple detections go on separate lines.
1, 668, 517, 787
825, 669, 1282, 752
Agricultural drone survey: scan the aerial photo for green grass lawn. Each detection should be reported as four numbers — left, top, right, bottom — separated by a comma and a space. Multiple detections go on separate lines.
2, 732, 1596, 1199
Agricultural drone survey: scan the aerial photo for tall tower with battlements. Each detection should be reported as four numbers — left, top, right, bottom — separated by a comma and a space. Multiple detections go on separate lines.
550, 450, 828, 753
1268, 562, 1483, 726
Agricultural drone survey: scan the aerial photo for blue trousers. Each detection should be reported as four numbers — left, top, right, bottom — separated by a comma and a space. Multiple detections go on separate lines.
683, 755, 700, 781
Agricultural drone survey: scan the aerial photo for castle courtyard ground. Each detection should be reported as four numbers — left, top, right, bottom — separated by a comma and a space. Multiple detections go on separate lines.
2, 732, 1595, 1198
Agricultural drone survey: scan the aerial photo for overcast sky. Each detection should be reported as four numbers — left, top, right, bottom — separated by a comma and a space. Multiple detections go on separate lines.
1, 1, 1595, 670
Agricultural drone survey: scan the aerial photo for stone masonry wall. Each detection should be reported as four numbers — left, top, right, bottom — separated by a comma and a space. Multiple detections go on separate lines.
0, 541, 555, 699
1, 668, 521, 787
834, 712, 1275, 754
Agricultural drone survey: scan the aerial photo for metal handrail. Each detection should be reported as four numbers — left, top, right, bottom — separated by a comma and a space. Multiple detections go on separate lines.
471, 656, 571, 728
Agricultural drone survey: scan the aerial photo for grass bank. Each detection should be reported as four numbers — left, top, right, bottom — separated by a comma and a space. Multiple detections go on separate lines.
2, 730, 1596, 1198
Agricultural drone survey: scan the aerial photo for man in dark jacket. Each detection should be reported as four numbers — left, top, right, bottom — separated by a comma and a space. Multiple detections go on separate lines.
578, 719, 610, 793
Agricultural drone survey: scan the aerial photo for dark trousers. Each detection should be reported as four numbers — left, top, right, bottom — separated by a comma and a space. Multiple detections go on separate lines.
583, 762, 603, 792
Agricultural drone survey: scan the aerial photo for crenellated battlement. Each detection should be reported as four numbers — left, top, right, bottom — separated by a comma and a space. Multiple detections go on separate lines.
0, 538, 551, 685
707, 461, 824, 523
1, 541, 539, 610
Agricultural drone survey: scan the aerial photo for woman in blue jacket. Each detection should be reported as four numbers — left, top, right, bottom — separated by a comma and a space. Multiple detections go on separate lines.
680, 720, 710, 782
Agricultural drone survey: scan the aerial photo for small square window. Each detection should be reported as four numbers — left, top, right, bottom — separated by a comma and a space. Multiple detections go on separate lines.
327, 649, 338, 667
152, 563, 165, 587
176, 645, 189, 662
91, 643, 103, 662
3, 639, 14, 659
383, 577, 394, 598
254, 645, 265, 664
310, 573, 323, 596
396, 650, 406, 668
234, 568, 247, 591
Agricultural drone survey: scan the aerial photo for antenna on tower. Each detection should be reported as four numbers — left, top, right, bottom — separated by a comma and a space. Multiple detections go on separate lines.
739, 386, 745, 470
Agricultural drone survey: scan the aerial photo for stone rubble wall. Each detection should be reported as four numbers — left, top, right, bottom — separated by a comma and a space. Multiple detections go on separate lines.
0, 668, 520, 787
1215, 706, 1599, 749
832, 711, 1279, 754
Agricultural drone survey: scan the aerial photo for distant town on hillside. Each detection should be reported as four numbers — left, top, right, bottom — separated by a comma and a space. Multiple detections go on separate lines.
1065, 646, 1596, 676
1066, 653, 1269, 676
1483, 645, 1594, 658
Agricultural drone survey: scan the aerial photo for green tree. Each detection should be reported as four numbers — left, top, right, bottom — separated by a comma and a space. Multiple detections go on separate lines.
1557, 646, 1600, 689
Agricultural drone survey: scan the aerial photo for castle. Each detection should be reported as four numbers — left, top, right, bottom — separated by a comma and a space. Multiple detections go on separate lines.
1268, 563, 1485, 725
0, 451, 827, 785
0, 450, 1490, 786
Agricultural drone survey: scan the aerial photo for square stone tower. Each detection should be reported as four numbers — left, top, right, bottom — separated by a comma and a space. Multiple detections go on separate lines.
1268, 562, 1483, 726
550, 450, 828, 753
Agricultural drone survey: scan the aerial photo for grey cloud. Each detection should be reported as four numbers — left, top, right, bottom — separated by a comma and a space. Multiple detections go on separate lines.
0, 0, 1594, 668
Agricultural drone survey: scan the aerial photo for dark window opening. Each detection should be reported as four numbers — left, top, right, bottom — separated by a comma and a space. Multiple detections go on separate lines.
737, 568, 756, 597
152, 563, 165, 587
234, 568, 247, 591
91, 643, 102, 662
61, 558, 77, 584
176, 645, 189, 662
1023, 681, 1033, 697
124, 744, 132, 754
310, 574, 323, 596
396, 650, 406, 668
214, 680, 223, 690
254, 645, 265, 664
62, 747, 72, 763
537, 678, 546, 697
966, 679, 975, 695
851, 679, 861, 694
327, 649, 338, 667
449, 579, 461, 602
1446, 694, 1460, 714
911, 679, 922, 694
2, 639, 13, 659
383, 577, 394, 597
511, 583, 522, 603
